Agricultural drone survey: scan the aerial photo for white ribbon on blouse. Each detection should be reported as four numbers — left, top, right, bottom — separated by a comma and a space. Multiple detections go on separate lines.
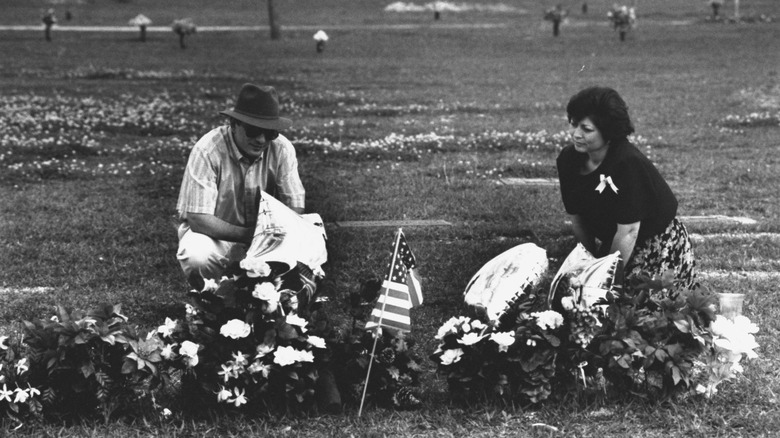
595, 174, 619, 194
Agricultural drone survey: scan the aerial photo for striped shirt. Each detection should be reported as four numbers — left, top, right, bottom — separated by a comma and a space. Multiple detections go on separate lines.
176, 125, 305, 228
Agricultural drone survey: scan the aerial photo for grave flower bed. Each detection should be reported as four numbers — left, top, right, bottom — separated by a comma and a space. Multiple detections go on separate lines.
431, 244, 761, 405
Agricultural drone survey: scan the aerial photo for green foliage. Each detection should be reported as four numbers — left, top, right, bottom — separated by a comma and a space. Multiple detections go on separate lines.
21, 304, 150, 422
329, 328, 423, 410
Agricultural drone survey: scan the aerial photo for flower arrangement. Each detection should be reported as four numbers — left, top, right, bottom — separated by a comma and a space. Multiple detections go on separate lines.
433, 241, 763, 406
693, 314, 760, 398
0, 335, 42, 425
607, 5, 636, 40
553, 271, 761, 402
607, 5, 635, 29
147, 261, 331, 415
430, 293, 564, 405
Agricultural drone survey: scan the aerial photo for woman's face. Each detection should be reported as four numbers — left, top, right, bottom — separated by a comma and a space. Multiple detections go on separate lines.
570, 117, 607, 154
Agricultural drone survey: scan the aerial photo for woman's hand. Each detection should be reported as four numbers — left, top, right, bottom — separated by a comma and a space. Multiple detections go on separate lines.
610, 222, 640, 266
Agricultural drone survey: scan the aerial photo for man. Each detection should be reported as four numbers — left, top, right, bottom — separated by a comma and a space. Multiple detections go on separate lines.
176, 83, 305, 287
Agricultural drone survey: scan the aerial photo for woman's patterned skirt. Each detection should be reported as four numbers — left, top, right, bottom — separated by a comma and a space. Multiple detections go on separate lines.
624, 217, 697, 296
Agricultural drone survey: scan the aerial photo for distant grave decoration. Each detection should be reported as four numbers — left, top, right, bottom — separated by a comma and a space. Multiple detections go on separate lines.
543, 5, 568, 37
171, 18, 196, 49
431, 242, 762, 406
313, 30, 329, 53
607, 5, 636, 41
129, 14, 152, 42
384, 1, 524, 14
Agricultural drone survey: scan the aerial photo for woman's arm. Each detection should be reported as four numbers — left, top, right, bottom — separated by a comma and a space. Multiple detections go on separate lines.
186, 213, 254, 244
610, 221, 640, 266
570, 214, 598, 255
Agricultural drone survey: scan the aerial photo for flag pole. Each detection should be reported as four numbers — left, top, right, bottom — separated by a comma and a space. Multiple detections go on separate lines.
358, 228, 402, 418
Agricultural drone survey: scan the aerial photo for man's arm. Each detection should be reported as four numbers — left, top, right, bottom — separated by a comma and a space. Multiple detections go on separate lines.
186, 212, 254, 245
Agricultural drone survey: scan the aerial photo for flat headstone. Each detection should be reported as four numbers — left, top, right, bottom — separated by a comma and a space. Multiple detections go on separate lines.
0, 286, 54, 294
690, 232, 780, 243
699, 270, 780, 281
564, 215, 757, 227
499, 177, 558, 186
680, 215, 757, 226
331, 219, 452, 228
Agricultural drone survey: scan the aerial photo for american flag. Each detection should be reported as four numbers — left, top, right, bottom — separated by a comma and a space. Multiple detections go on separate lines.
366, 229, 423, 333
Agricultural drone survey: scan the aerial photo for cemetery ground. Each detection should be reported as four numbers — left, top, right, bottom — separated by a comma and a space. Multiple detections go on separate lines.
1, 0, 779, 436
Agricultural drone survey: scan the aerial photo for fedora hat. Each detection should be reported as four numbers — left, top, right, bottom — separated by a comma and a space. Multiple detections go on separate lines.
219, 83, 292, 131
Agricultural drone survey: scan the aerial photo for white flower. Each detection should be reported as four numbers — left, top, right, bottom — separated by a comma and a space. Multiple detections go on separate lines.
248, 361, 271, 378
218, 364, 238, 383
231, 351, 248, 368
297, 349, 314, 363
457, 332, 485, 346
732, 315, 759, 334
255, 343, 275, 359
26, 384, 40, 398
162, 408, 172, 417
490, 331, 516, 352
286, 314, 308, 332
274, 346, 303, 366
306, 335, 326, 349
157, 317, 177, 338
0, 384, 12, 402
253, 282, 280, 313
185, 303, 197, 317
230, 387, 248, 407
532, 310, 564, 330
0, 336, 8, 350
220, 319, 252, 339
439, 348, 464, 366
202, 278, 219, 292
160, 343, 175, 360
471, 320, 486, 331
435, 316, 470, 340
13, 387, 29, 404
240, 258, 272, 278
711, 315, 761, 359
180, 341, 200, 366
560, 296, 575, 311
216, 386, 232, 402
15, 358, 29, 375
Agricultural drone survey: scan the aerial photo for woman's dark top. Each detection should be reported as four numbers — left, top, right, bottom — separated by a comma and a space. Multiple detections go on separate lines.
556, 139, 677, 252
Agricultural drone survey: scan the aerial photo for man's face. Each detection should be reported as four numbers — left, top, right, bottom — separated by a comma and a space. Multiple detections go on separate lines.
233, 122, 278, 160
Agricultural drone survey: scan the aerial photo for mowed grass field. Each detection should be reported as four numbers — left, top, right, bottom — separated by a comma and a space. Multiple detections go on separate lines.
1, 0, 780, 436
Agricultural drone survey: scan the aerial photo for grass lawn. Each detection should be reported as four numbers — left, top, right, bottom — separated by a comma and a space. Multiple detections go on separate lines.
0, 0, 779, 436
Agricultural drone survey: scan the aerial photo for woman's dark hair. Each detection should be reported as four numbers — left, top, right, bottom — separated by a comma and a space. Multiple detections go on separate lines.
566, 86, 635, 143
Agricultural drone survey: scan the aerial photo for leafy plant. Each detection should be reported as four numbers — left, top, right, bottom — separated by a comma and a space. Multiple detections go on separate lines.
22, 304, 148, 422
330, 328, 423, 410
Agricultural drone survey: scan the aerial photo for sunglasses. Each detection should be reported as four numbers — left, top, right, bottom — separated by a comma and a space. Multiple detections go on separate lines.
241, 123, 279, 141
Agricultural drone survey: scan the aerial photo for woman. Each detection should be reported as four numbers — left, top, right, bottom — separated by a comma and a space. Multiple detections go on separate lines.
556, 86, 696, 294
